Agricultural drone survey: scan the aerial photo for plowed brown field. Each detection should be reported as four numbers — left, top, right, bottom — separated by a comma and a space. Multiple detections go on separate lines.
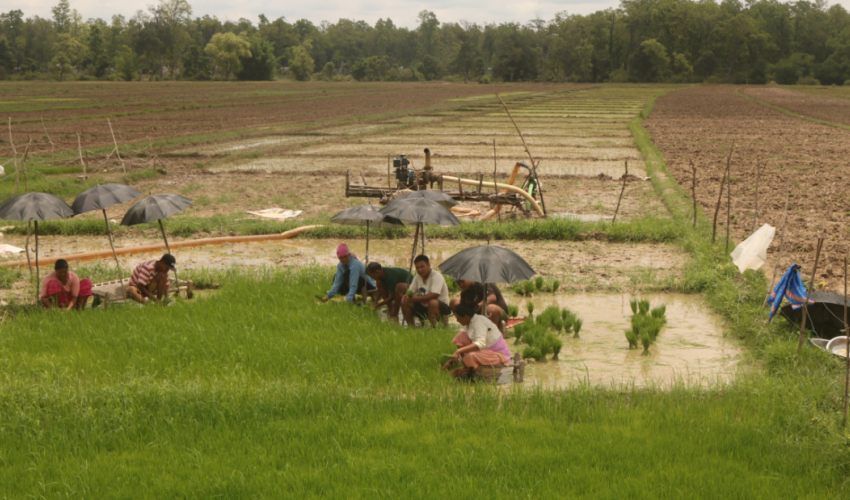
742, 86, 850, 127
646, 86, 850, 291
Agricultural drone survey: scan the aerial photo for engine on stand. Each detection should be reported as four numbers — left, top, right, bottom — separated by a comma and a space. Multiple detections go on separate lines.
393, 148, 442, 190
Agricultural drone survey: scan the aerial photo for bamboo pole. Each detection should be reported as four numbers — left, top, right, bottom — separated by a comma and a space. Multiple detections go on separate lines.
103, 209, 125, 297
797, 237, 824, 355
712, 143, 734, 244
34, 221, 40, 302
407, 223, 421, 284
752, 158, 765, 233
493, 140, 500, 222
763, 184, 791, 309
76, 133, 88, 179
107, 118, 126, 173
157, 219, 171, 253
496, 93, 547, 215
20, 139, 31, 193
841, 255, 850, 429
8, 118, 18, 195
725, 161, 732, 253
41, 117, 54, 158
612, 161, 628, 223
387, 154, 391, 188
691, 160, 697, 228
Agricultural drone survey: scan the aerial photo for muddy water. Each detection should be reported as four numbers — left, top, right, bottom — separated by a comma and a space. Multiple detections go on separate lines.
507, 293, 743, 388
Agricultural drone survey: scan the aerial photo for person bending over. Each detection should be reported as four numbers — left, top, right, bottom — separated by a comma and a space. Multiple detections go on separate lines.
126, 254, 176, 305
323, 243, 376, 303
40, 259, 92, 311
401, 255, 451, 328
449, 280, 509, 333
442, 303, 513, 378
366, 262, 411, 323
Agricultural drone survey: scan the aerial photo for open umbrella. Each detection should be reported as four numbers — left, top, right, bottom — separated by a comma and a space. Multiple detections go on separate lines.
781, 291, 850, 339
380, 197, 461, 279
394, 190, 458, 209
72, 184, 141, 284
439, 244, 536, 321
0, 192, 74, 297
330, 205, 404, 263
120, 194, 192, 252
439, 245, 536, 284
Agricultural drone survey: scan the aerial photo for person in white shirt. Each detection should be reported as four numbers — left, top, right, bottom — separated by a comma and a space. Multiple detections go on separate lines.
442, 303, 512, 378
401, 254, 451, 328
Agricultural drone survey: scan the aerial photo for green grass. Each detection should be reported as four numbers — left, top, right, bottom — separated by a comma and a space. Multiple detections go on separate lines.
0, 270, 848, 497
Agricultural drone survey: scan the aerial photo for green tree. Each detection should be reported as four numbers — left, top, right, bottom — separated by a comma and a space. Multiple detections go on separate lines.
204, 32, 250, 79
87, 24, 109, 77
0, 35, 13, 76
318, 61, 336, 80
182, 45, 210, 80
288, 40, 314, 80
116, 45, 139, 81
51, 33, 85, 80
237, 37, 276, 80
51, 0, 70, 33
632, 38, 670, 82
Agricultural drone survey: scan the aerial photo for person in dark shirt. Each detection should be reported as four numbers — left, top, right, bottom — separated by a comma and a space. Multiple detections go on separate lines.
449, 280, 509, 332
366, 262, 411, 323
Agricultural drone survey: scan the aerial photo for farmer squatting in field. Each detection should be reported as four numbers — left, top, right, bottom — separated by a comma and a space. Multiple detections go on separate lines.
401, 254, 452, 328
40, 259, 93, 311
125, 254, 177, 305
322, 243, 376, 303
442, 303, 513, 378
365, 261, 411, 323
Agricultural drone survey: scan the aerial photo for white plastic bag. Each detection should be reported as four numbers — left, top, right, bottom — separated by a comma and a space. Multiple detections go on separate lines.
731, 223, 776, 273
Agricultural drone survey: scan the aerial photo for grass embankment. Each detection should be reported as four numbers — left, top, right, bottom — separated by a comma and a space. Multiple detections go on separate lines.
0, 271, 847, 497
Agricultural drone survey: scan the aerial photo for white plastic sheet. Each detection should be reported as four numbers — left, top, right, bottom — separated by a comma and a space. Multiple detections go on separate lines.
246, 208, 302, 220
731, 223, 776, 273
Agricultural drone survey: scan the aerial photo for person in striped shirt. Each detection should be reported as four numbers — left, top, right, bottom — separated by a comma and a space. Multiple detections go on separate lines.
126, 254, 176, 304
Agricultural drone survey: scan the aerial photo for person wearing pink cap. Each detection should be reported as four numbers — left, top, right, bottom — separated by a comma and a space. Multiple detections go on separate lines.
40, 259, 93, 311
322, 243, 375, 303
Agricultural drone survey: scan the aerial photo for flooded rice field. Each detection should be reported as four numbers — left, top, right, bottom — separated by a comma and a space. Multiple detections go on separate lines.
507, 293, 743, 388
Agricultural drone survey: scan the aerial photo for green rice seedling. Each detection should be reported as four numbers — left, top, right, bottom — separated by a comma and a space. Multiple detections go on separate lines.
641, 331, 652, 355
551, 336, 563, 360
572, 318, 583, 339
536, 306, 561, 330
523, 280, 536, 296
625, 329, 638, 349
407, 289, 414, 298
535, 276, 544, 290
444, 275, 460, 294
638, 299, 650, 315
522, 345, 543, 361
512, 284, 525, 295
526, 301, 535, 316
629, 299, 638, 315
551, 279, 561, 292
513, 322, 526, 344
507, 305, 519, 318
651, 304, 667, 323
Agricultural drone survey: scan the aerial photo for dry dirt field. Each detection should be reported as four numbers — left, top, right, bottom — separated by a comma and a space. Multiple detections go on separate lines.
743, 86, 850, 127
645, 85, 850, 292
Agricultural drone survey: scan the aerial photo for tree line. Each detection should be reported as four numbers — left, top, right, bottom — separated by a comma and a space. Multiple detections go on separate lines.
2, 0, 850, 85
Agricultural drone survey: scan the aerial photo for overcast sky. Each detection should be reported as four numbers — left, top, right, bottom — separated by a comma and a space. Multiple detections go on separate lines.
14, 0, 850, 28
16, 0, 622, 27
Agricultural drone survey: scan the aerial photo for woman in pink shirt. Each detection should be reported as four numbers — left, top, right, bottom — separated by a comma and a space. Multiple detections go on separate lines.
40, 259, 92, 311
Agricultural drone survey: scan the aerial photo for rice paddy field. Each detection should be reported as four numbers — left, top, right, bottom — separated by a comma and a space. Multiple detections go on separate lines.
0, 82, 849, 497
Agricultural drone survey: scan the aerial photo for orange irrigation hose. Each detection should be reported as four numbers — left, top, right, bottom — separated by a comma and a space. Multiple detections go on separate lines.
0, 225, 321, 268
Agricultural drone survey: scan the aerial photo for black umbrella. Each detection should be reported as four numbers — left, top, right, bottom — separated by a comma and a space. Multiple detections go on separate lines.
439, 245, 536, 284
120, 194, 192, 252
781, 291, 850, 339
0, 192, 74, 296
380, 197, 461, 279
439, 244, 536, 321
394, 190, 458, 209
72, 184, 141, 283
331, 205, 404, 263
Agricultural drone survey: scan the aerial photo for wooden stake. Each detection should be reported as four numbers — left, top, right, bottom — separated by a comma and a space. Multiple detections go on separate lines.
41, 117, 54, 158
387, 154, 391, 188
763, 184, 791, 309
103, 209, 125, 298
107, 118, 126, 173
407, 223, 420, 283
8, 117, 18, 195
612, 161, 628, 223
797, 237, 824, 355
158, 219, 171, 253
20, 139, 31, 193
34, 221, 40, 303
752, 158, 766, 233
493, 140, 500, 222
725, 162, 732, 253
712, 143, 734, 243
691, 160, 698, 228
77, 133, 87, 179
841, 256, 850, 429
